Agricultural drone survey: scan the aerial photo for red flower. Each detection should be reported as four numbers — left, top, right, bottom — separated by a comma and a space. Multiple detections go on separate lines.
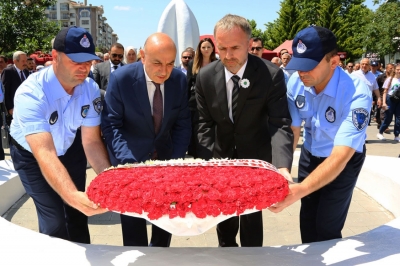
87, 159, 289, 220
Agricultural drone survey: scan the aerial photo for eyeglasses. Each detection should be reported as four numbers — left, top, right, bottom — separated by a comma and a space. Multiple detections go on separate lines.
111, 54, 123, 59
251, 47, 262, 51
347, 65, 354, 68
182, 56, 192, 59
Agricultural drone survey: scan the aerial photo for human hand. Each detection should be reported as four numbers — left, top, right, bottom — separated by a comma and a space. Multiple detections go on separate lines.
382, 104, 388, 111
269, 183, 305, 213
377, 99, 382, 108
68, 191, 108, 216
278, 167, 293, 183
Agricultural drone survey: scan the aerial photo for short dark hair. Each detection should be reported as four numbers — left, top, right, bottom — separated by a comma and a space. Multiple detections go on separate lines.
280, 48, 289, 55
0, 55, 7, 62
110, 43, 124, 51
27, 57, 34, 61
251, 37, 263, 47
325, 48, 338, 62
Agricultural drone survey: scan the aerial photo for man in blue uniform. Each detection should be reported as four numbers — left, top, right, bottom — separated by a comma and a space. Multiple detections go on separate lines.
10, 26, 111, 243
270, 26, 371, 243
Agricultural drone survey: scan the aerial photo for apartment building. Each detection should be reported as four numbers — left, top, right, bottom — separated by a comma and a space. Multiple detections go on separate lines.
44, 0, 118, 50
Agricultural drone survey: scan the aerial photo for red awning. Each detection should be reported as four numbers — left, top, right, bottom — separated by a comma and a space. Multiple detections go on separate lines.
273, 40, 293, 55
262, 49, 277, 60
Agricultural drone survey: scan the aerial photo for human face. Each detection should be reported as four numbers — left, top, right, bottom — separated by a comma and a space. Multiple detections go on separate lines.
200, 41, 214, 59
103, 53, 110, 61
280, 49, 288, 58
126, 49, 137, 64
0, 58, 6, 72
281, 54, 291, 67
27, 59, 35, 71
346, 63, 354, 73
297, 55, 338, 93
354, 63, 360, 70
360, 59, 370, 72
181, 51, 192, 67
140, 44, 176, 84
386, 64, 394, 75
249, 40, 263, 58
109, 46, 124, 65
14, 54, 27, 70
395, 65, 400, 78
371, 64, 379, 73
216, 26, 251, 74
52, 50, 91, 92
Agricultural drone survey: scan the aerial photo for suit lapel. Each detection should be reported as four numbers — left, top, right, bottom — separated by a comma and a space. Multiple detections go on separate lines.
133, 65, 154, 133
161, 78, 173, 137
214, 62, 231, 124
235, 56, 257, 122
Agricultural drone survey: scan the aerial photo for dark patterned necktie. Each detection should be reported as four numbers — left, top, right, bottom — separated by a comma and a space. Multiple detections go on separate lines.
231, 75, 240, 122
152, 82, 163, 134
20, 71, 25, 82
113, 65, 118, 71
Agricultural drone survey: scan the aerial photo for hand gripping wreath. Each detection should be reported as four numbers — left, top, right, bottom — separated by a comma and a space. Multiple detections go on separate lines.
87, 159, 289, 236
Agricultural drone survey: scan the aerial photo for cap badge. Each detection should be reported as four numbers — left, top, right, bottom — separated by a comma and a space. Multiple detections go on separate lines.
297, 40, 307, 54
80, 34, 90, 48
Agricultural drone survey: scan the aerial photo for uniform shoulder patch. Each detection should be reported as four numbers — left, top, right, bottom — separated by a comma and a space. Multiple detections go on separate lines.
295, 95, 305, 109
49, 111, 58, 125
352, 108, 369, 131
81, 105, 90, 118
325, 106, 336, 123
92, 97, 102, 114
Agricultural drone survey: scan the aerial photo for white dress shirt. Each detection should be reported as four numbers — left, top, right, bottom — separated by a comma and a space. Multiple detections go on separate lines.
144, 65, 164, 116
224, 61, 248, 122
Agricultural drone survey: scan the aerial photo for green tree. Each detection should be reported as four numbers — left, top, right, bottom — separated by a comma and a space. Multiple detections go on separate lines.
263, 0, 308, 50
0, 0, 60, 54
364, 1, 400, 57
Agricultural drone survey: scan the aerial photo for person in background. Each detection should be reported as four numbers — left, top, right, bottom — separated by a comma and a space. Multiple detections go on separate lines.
376, 63, 395, 129
249, 37, 264, 58
26, 57, 36, 74
0, 55, 7, 75
345, 62, 354, 74
187, 38, 217, 158
178, 48, 193, 75
0, 82, 5, 160
124, 46, 137, 64
103, 53, 110, 61
271, 57, 281, 67
354, 62, 360, 71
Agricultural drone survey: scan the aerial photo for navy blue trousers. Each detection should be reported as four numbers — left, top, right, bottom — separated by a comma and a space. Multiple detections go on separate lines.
11, 131, 90, 243
121, 215, 172, 247
298, 145, 366, 243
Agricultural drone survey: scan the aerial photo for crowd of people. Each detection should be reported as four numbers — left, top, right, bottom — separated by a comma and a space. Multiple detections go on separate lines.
0, 14, 398, 249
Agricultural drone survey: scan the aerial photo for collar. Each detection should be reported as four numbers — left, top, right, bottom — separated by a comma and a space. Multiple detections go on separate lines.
224, 60, 248, 83
47, 66, 83, 100
14, 65, 24, 73
109, 60, 121, 68
143, 65, 163, 85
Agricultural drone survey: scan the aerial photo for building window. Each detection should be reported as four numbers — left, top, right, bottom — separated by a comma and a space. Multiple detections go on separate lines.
82, 20, 89, 25
62, 22, 69, 27
81, 11, 90, 18
85, 28, 90, 32
70, 22, 75, 26
70, 13, 75, 18
60, 3, 69, 11
61, 13, 69, 19
49, 13, 57, 19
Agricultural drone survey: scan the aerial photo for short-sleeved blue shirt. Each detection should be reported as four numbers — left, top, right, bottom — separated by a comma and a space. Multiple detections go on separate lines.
10, 66, 102, 156
287, 67, 372, 157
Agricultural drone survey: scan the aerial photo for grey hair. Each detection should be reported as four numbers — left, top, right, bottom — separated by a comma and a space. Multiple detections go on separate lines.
271, 57, 282, 64
13, 51, 27, 61
214, 14, 252, 40
282, 53, 291, 58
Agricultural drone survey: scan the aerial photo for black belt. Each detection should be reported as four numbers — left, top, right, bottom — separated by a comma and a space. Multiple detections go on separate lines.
10, 137, 27, 151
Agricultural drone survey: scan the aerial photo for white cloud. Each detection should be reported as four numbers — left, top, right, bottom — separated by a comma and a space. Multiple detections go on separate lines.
114, 6, 131, 11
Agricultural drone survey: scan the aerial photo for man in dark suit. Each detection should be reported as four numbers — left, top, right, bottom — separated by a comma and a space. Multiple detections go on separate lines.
101, 32, 191, 247
2, 51, 29, 116
195, 14, 293, 247
92, 43, 124, 96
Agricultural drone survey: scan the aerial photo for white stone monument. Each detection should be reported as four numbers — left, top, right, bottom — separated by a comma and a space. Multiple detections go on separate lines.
157, 0, 200, 66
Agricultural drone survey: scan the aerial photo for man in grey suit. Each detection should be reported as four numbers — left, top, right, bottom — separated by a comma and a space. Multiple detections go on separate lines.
92, 43, 125, 95
195, 14, 293, 247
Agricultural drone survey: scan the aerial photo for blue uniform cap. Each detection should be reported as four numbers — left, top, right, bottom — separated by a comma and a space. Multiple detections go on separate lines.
53, 26, 100, 63
286, 26, 337, 72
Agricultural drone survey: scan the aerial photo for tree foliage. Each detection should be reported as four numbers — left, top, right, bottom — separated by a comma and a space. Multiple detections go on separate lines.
256, 0, 371, 61
364, 1, 400, 56
0, 0, 60, 55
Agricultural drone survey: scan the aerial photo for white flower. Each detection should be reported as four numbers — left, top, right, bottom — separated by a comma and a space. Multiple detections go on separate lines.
240, 78, 250, 88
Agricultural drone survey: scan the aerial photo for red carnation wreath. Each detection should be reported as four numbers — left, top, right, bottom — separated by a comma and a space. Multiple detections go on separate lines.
87, 159, 289, 236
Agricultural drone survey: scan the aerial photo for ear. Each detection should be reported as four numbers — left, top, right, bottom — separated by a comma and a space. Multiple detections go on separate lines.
330, 55, 339, 70
247, 38, 253, 51
140, 49, 145, 63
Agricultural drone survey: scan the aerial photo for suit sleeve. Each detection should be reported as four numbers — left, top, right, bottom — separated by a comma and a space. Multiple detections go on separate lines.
92, 64, 101, 89
101, 72, 135, 165
195, 68, 215, 160
170, 73, 192, 158
2, 69, 14, 111
266, 67, 294, 170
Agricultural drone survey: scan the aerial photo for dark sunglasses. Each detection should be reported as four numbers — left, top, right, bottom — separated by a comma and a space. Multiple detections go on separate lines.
111, 54, 123, 59
347, 65, 354, 68
182, 56, 192, 59
251, 47, 262, 51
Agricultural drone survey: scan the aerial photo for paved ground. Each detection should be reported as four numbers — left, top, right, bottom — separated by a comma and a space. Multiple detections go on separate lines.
2, 119, 398, 247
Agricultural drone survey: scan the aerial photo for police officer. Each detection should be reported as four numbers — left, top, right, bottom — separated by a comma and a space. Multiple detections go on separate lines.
270, 26, 371, 243
10, 26, 111, 243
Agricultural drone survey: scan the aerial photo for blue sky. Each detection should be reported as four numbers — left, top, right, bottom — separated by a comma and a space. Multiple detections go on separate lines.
89, 0, 378, 49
